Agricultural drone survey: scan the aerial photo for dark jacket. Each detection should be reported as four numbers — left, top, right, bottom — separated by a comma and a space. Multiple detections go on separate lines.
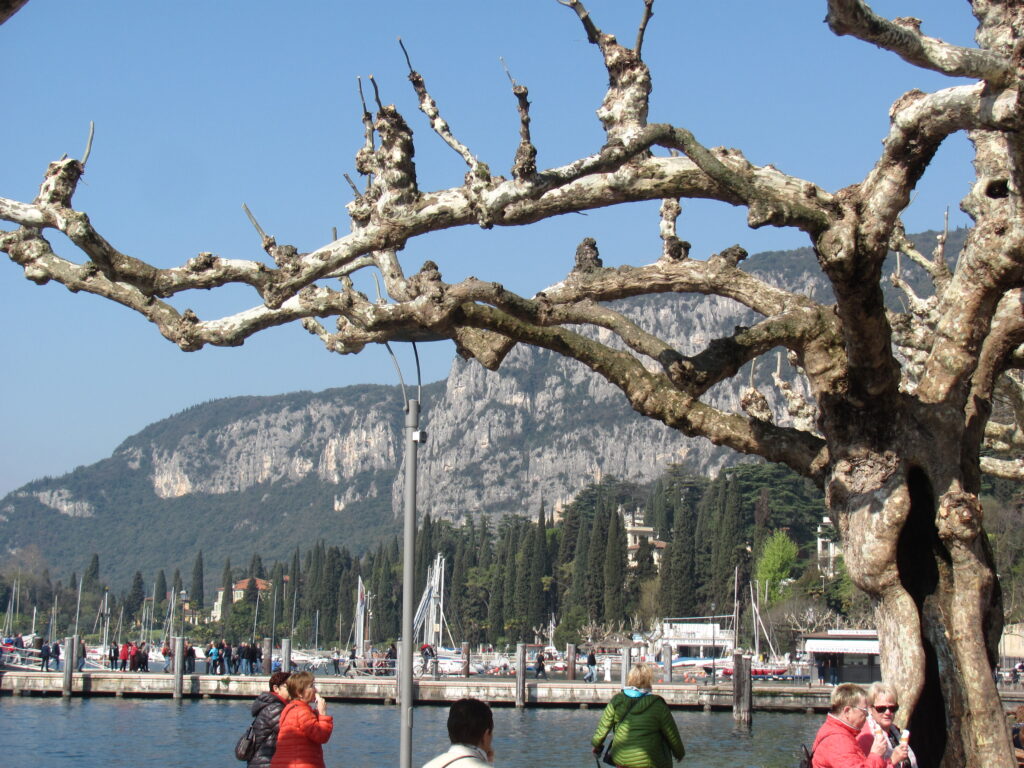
248, 691, 287, 768
591, 689, 685, 768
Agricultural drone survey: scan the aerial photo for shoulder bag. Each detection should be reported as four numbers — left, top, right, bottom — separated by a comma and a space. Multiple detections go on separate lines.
234, 719, 258, 762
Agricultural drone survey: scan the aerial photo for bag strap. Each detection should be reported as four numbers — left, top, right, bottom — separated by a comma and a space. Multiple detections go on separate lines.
441, 753, 477, 767
610, 694, 642, 736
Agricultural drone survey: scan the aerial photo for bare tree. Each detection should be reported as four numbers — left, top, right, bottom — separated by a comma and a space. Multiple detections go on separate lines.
2, 1, 1023, 764
0, 0, 29, 27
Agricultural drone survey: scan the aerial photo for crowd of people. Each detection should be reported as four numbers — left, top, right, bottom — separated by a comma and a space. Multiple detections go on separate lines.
203, 639, 264, 674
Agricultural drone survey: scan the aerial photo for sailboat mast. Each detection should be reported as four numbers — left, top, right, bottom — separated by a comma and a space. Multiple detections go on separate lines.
73, 572, 83, 638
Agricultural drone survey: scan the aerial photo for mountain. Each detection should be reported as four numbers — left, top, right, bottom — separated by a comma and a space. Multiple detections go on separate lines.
0, 230, 966, 586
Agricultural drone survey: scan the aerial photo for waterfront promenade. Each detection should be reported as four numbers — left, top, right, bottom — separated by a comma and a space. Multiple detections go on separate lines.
5, 670, 1024, 712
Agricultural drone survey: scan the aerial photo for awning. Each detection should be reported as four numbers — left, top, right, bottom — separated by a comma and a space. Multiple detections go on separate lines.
805, 638, 879, 654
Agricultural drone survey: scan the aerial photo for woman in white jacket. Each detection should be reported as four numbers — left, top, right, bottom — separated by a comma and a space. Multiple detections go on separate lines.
422, 698, 494, 768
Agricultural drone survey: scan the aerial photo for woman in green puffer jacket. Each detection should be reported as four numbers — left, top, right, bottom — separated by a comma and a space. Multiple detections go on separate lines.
591, 663, 685, 768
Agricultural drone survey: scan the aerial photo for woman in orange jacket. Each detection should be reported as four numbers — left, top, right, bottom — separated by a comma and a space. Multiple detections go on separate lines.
269, 671, 333, 768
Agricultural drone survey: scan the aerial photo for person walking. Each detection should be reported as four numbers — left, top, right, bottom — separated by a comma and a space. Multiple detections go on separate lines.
51, 640, 61, 671
185, 640, 196, 674
247, 671, 291, 768
535, 649, 548, 680
591, 663, 685, 768
269, 672, 333, 768
40, 641, 51, 671
585, 648, 598, 683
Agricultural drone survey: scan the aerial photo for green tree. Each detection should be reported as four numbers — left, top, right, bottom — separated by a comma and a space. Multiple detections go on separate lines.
219, 558, 233, 624
754, 530, 799, 607
124, 571, 145, 623
603, 510, 627, 622
190, 551, 205, 613
154, 569, 168, 621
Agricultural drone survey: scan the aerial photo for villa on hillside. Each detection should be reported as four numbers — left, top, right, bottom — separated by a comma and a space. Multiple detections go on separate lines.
624, 508, 667, 568
210, 577, 273, 621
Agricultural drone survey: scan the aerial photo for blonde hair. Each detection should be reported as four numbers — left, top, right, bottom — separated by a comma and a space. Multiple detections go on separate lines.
830, 682, 867, 713
867, 681, 898, 706
286, 670, 315, 699
627, 663, 653, 690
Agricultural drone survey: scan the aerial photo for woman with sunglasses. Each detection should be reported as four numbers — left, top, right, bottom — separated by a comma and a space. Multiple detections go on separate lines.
856, 682, 915, 768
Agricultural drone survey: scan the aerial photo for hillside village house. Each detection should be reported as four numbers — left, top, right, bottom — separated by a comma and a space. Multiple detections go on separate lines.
624, 509, 667, 568
210, 577, 273, 622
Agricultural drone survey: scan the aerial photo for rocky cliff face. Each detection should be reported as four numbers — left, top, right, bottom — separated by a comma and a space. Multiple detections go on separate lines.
133, 392, 402, 502
412, 289, 810, 521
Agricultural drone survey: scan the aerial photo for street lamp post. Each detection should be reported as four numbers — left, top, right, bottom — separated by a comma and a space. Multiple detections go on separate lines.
179, 590, 188, 638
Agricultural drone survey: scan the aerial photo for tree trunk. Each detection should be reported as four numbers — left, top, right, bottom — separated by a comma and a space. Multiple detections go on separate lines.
831, 441, 1012, 768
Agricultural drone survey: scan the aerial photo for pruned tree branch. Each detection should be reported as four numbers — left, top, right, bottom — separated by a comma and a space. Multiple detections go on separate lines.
825, 0, 1013, 85
0, 0, 28, 26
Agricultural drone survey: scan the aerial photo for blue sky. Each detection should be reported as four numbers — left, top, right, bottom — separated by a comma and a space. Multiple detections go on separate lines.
0, 1, 979, 495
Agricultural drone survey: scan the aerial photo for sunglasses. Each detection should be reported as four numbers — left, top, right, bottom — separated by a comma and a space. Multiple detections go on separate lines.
873, 705, 899, 714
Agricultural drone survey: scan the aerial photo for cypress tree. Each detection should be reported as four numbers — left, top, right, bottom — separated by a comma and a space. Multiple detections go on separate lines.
603, 510, 627, 623
449, 535, 469, 639
249, 553, 266, 580
568, 511, 592, 615
220, 558, 234, 623
500, 521, 520, 638
323, 546, 342, 638
415, 513, 434, 598
712, 477, 743, 608
125, 571, 145, 622
154, 569, 168, 607
288, 548, 302, 626
585, 503, 609, 621
634, 537, 657, 582
191, 551, 205, 612
526, 509, 549, 633
82, 553, 101, 592
172, 568, 183, 599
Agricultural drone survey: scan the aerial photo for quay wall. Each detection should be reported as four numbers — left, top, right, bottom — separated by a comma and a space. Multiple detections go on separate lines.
4, 672, 1024, 712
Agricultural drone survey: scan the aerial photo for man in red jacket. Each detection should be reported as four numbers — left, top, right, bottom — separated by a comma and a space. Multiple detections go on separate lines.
812, 683, 889, 768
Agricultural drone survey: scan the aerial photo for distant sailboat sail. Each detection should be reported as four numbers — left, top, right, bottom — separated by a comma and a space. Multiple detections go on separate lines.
355, 576, 368, 659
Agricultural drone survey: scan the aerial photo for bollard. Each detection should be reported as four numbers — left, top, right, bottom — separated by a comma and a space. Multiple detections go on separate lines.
262, 638, 272, 674
462, 642, 470, 678
173, 636, 185, 700
663, 643, 673, 683
620, 647, 630, 687
732, 653, 752, 729
515, 643, 527, 708
62, 635, 74, 697
566, 643, 577, 682
281, 639, 292, 673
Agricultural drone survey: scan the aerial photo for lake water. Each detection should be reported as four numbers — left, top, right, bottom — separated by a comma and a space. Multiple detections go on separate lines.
0, 697, 821, 767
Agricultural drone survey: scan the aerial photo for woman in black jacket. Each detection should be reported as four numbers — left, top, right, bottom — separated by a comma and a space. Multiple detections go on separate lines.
249, 671, 291, 768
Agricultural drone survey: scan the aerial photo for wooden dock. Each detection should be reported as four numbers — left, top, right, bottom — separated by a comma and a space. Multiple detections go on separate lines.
4, 670, 1023, 712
